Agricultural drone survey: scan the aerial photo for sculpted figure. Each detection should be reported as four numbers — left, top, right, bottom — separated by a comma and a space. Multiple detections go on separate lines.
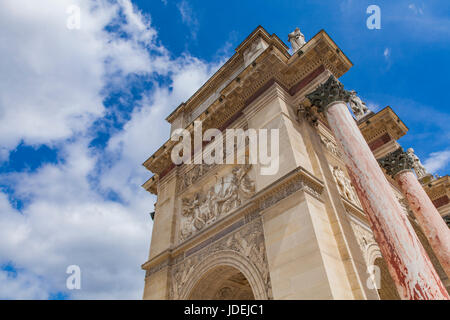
233, 164, 255, 197
349, 90, 370, 119
180, 165, 256, 240
333, 166, 359, 204
206, 188, 219, 220
288, 27, 306, 52
406, 148, 429, 179
180, 214, 196, 239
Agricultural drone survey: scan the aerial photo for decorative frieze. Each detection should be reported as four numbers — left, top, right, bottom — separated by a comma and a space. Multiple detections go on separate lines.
178, 163, 215, 192
180, 165, 255, 241
305, 75, 351, 113
377, 147, 413, 178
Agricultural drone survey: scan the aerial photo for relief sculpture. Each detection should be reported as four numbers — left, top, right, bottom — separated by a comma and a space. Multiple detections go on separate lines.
332, 166, 361, 207
180, 165, 255, 240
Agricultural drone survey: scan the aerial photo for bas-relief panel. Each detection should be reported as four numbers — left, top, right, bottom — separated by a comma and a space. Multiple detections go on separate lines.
331, 165, 361, 207
320, 134, 342, 158
179, 164, 255, 241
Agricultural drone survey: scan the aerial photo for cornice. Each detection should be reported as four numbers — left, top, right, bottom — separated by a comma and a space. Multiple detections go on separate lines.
143, 28, 353, 178
423, 175, 450, 200
166, 26, 290, 124
142, 175, 158, 195
358, 106, 408, 144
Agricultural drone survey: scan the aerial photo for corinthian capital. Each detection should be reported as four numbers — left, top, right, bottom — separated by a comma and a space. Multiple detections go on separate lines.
378, 147, 414, 178
306, 75, 351, 113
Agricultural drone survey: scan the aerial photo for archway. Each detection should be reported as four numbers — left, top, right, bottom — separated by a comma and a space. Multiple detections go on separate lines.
180, 250, 268, 300
374, 257, 401, 300
365, 242, 400, 300
188, 265, 255, 300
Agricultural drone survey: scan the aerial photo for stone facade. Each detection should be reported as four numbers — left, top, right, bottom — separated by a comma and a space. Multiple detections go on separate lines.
140, 26, 449, 300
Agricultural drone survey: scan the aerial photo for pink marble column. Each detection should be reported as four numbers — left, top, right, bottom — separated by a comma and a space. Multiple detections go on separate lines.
306, 76, 449, 300
396, 170, 450, 277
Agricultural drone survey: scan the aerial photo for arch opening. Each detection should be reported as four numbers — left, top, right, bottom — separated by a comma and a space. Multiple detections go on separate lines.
374, 257, 400, 300
187, 265, 255, 300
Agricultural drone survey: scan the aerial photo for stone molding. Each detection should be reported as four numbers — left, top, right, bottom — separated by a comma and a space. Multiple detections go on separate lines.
177, 163, 216, 193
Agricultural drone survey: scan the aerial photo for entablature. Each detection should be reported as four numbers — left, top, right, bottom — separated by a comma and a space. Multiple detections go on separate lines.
358, 106, 408, 158
143, 28, 353, 179
423, 175, 450, 215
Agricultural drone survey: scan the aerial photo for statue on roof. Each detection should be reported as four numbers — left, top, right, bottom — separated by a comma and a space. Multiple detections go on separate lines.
349, 90, 371, 120
288, 27, 306, 52
406, 148, 430, 180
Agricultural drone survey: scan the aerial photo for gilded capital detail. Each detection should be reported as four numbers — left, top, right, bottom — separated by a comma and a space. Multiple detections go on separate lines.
305, 75, 351, 113
378, 147, 414, 178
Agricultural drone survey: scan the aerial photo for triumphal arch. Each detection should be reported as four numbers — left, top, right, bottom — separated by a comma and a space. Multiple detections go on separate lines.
141, 26, 450, 300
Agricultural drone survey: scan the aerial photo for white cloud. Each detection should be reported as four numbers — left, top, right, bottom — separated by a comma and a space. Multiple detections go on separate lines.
177, 0, 199, 39
408, 4, 424, 15
423, 150, 450, 173
0, 0, 168, 155
0, 0, 222, 299
383, 47, 391, 60
366, 102, 381, 112
0, 268, 49, 300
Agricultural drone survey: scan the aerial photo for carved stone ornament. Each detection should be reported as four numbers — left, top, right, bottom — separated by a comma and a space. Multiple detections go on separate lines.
349, 219, 381, 266
406, 148, 430, 180
395, 193, 410, 217
349, 90, 372, 120
297, 102, 319, 126
180, 165, 255, 241
288, 27, 306, 52
179, 163, 215, 192
378, 147, 414, 178
320, 135, 342, 158
171, 217, 273, 300
332, 166, 361, 206
306, 75, 351, 113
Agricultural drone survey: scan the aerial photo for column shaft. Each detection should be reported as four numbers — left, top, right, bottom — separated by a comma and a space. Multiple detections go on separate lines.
326, 101, 449, 299
396, 170, 450, 277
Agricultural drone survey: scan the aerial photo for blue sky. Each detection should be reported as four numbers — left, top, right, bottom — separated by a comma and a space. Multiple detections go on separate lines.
0, 0, 448, 299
